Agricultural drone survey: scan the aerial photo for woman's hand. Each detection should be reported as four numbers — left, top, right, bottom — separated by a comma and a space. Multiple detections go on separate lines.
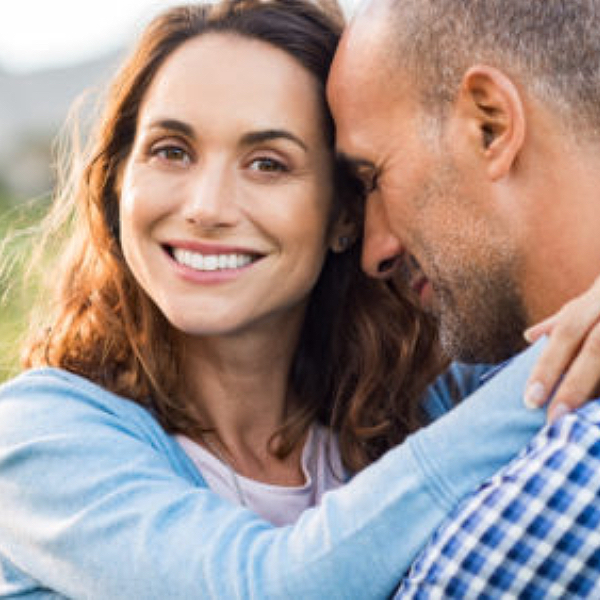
524, 275, 600, 422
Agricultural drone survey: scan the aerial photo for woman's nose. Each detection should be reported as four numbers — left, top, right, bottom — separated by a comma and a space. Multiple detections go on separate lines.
182, 162, 240, 229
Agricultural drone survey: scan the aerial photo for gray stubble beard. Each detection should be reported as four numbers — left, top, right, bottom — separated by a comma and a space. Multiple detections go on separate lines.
434, 264, 529, 364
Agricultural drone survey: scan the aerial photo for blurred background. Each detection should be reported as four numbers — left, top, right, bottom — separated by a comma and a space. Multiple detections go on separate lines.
0, 0, 189, 380
0, 0, 356, 381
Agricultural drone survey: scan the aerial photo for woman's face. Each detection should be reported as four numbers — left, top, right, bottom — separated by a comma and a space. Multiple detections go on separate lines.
119, 33, 336, 338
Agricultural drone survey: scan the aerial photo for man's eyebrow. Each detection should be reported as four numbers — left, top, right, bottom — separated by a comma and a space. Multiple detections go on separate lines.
337, 151, 377, 176
338, 153, 376, 174
147, 118, 195, 138
240, 130, 308, 152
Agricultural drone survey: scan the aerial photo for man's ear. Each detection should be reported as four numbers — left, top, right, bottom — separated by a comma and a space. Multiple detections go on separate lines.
455, 65, 525, 181
329, 212, 358, 253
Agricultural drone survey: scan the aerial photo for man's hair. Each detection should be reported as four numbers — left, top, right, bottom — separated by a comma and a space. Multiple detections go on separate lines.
388, 0, 600, 136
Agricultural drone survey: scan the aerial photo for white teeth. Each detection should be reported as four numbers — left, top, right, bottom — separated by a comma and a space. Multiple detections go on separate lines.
172, 248, 255, 272
204, 255, 218, 271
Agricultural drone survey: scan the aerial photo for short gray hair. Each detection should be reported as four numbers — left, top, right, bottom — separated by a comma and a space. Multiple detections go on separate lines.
387, 0, 600, 137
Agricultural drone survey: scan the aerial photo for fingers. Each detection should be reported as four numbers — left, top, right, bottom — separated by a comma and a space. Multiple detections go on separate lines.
523, 303, 586, 408
523, 284, 600, 417
523, 314, 557, 343
546, 324, 600, 421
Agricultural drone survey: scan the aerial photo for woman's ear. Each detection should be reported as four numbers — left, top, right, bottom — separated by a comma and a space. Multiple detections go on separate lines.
329, 212, 358, 253
454, 65, 526, 181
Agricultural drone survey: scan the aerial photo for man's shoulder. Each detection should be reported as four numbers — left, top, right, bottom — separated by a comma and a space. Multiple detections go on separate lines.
480, 398, 600, 508
574, 398, 600, 425
396, 397, 600, 598
512, 397, 600, 469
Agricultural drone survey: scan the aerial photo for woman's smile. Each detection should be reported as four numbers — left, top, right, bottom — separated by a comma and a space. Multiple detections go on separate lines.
164, 241, 264, 283
119, 32, 336, 338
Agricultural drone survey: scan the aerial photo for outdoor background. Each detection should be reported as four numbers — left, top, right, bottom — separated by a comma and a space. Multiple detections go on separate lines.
0, 0, 190, 381
0, 0, 356, 381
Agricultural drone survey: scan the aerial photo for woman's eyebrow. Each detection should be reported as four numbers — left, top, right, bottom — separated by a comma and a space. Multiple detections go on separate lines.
147, 118, 196, 139
143, 122, 307, 153
240, 130, 308, 153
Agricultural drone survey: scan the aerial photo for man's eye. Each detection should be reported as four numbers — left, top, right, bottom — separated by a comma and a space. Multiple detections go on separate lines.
356, 168, 379, 195
249, 157, 288, 172
364, 172, 379, 194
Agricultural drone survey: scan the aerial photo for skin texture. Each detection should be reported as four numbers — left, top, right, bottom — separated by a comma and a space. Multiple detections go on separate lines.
119, 32, 343, 483
327, 16, 527, 364
121, 33, 335, 340
327, 1, 600, 408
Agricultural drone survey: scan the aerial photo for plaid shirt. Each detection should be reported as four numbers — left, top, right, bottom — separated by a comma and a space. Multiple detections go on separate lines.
395, 401, 600, 599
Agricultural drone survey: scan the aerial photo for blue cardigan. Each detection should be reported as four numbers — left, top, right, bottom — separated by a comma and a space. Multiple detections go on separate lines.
0, 343, 546, 599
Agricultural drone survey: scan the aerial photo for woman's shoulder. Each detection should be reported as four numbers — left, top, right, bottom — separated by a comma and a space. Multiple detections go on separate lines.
2, 367, 146, 414
0, 367, 177, 455
0, 367, 204, 485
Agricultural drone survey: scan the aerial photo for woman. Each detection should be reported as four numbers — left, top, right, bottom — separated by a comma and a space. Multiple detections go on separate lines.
0, 1, 597, 598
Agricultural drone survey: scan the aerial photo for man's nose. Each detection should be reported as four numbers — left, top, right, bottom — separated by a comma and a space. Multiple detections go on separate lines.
182, 161, 240, 229
361, 195, 404, 278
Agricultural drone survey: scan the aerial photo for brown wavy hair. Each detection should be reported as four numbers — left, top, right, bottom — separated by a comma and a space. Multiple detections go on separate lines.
23, 0, 445, 472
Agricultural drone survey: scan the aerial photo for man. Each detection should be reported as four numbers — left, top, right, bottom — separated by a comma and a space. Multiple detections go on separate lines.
328, 0, 600, 596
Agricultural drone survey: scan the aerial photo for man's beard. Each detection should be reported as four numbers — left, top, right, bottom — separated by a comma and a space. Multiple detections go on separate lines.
431, 259, 529, 364
404, 151, 530, 364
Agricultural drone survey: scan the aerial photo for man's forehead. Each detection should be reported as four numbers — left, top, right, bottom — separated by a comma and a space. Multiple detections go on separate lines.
328, 19, 388, 148
329, 7, 388, 89
328, 17, 408, 166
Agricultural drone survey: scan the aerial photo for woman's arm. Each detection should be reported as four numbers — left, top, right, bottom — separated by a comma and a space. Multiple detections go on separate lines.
0, 346, 546, 600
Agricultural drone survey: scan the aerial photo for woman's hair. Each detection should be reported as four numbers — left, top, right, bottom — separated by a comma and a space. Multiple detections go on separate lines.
23, 0, 445, 472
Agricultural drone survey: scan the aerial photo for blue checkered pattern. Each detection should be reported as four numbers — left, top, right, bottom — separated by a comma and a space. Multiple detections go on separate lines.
395, 400, 600, 599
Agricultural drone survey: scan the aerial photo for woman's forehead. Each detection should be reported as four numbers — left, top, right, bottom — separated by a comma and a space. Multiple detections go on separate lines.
138, 33, 324, 139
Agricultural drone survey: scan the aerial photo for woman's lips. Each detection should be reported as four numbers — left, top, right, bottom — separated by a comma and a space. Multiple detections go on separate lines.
163, 241, 264, 283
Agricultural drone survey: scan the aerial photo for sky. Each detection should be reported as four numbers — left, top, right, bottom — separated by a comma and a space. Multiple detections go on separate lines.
0, 0, 191, 73
0, 0, 358, 74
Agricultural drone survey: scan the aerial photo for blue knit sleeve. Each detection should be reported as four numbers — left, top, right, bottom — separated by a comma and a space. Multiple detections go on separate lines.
0, 342, 547, 599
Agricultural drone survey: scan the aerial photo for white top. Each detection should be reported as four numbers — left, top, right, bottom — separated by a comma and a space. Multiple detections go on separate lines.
177, 424, 347, 526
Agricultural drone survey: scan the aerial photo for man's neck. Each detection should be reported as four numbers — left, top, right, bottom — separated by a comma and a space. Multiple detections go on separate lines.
521, 143, 600, 323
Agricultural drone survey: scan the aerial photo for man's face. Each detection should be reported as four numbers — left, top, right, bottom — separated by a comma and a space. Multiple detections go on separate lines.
327, 24, 528, 363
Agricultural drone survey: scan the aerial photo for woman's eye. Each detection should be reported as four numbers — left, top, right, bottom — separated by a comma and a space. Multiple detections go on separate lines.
248, 157, 288, 173
152, 145, 190, 165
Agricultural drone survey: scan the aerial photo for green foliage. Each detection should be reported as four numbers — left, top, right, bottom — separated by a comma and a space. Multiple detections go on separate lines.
0, 193, 50, 382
